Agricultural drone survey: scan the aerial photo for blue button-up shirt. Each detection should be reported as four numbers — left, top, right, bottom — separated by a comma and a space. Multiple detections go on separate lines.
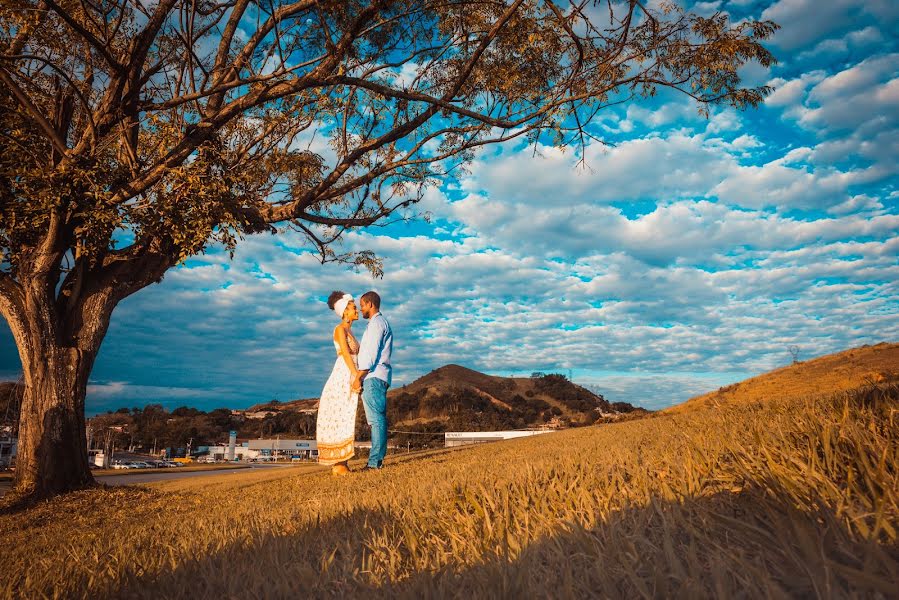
357, 312, 393, 386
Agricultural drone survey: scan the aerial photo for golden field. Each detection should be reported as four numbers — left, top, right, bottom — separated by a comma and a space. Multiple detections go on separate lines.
667, 342, 899, 414
1, 379, 897, 598
0, 463, 250, 483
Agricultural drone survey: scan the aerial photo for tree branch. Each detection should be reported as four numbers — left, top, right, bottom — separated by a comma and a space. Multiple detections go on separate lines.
43, 0, 124, 71
281, 0, 527, 219
0, 66, 70, 156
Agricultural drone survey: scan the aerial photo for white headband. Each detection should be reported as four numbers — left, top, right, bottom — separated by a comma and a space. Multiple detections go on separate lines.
333, 294, 353, 319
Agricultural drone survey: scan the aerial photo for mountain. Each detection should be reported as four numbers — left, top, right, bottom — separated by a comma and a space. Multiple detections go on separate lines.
665, 342, 899, 414
243, 364, 642, 435
245, 398, 318, 415
387, 364, 641, 430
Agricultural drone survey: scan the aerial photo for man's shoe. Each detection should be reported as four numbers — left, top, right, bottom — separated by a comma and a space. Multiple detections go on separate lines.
361, 465, 382, 472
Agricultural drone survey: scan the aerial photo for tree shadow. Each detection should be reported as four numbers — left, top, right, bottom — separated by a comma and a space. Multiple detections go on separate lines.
0, 491, 40, 516
109, 484, 898, 599
0, 479, 152, 520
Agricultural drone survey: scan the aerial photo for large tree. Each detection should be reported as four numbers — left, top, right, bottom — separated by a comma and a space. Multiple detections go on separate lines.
0, 0, 776, 497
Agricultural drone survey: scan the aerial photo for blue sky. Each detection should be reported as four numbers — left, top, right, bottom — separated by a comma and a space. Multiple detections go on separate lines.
2, 0, 898, 412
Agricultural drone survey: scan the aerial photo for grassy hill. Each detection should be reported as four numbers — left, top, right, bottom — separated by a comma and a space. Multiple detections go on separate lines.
1, 376, 895, 597
247, 365, 642, 443
246, 398, 319, 413
388, 364, 640, 429
666, 341, 899, 414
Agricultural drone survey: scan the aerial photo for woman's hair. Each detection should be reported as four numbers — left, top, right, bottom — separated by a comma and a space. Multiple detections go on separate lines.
326, 290, 346, 310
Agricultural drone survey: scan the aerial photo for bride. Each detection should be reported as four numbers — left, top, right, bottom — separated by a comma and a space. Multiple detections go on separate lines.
316, 291, 361, 476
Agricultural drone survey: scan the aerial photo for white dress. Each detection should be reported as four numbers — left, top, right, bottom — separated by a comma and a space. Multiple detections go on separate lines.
316, 331, 359, 465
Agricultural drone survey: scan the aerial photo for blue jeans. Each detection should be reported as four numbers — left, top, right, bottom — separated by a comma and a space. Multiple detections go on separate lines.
361, 377, 389, 468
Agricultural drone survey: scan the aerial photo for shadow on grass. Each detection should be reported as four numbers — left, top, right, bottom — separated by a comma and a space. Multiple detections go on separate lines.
111, 484, 899, 599
0, 480, 106, 517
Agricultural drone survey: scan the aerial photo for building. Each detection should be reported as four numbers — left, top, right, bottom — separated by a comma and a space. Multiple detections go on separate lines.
206, 442, 260, 462
444, 430, 555, 448
247, 439, 319, 460
203, 438, 401, 461
0, 434, 16, 468
87, 449, 107, 468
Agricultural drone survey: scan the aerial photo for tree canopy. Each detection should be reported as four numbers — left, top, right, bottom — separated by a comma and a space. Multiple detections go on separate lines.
0, 0, 777, 497
1, 0, 777, 292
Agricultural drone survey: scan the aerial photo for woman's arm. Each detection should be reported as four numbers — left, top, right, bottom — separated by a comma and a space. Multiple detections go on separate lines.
334, 327, 359, 377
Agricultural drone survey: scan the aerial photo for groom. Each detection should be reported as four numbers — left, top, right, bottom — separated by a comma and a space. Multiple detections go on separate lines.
353, 291, 393, 470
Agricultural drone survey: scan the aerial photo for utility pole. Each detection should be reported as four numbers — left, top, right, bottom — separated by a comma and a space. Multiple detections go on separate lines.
186, 437, 193, 461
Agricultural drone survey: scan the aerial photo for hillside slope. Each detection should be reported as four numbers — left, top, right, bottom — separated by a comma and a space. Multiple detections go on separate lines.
3, 376, 895, 598
248, 364, 640, 433
666, 342, 899, 413
388, 364, 638, 430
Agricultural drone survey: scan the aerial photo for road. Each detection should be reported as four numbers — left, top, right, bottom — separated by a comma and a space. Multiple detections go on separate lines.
0, 448, 461, 499
0, 463, 316, 497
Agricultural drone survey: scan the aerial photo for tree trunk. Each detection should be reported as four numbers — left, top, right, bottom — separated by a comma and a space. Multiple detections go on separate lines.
14, 342, 95, 497
3, 271, 115, 499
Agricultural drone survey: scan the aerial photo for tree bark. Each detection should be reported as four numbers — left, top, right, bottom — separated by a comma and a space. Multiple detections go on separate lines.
3, 270, 116, 498
14, 342, 95, 497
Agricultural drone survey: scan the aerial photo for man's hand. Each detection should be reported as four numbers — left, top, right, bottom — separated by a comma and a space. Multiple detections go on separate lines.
353, 369, 369, 395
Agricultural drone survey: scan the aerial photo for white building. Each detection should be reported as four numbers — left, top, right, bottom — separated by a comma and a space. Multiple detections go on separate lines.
0, 434, 16, 468
204, 439, 399, 461
444, 430, 555, 448
206, 442, 260, 462
246, 439, 318, 460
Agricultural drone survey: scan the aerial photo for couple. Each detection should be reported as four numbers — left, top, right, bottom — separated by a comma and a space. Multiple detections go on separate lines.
316, 290, 393, 476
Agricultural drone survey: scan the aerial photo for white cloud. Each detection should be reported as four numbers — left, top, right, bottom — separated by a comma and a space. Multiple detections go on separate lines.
765, 71, 827, 108
827, 194, 884, 215
761, 0, 862, 51
3, 2, 897, 414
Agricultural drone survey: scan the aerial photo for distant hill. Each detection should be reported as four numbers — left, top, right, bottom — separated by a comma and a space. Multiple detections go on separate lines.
0, 364, 644, 440
666, 342, 899, 414
386, 364, 641, 431
244, 364, 642, 435
246, 398, 319, 414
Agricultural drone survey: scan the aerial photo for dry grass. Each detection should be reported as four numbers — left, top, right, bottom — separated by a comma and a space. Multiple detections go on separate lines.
0, 460, 253, 483
1, 383, 897, 599
667, 341, 899, 414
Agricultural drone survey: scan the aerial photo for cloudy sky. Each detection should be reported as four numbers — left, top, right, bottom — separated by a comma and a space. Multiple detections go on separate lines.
2, 0, 897, 413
